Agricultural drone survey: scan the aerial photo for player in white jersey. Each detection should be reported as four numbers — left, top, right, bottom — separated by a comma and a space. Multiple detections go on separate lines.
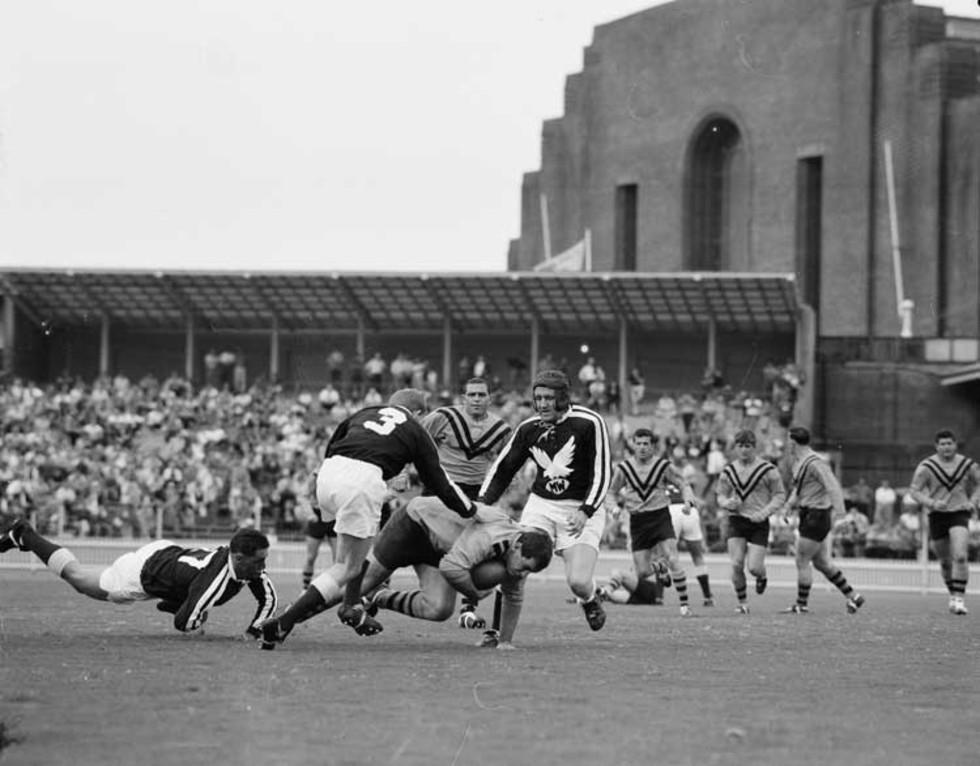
908, 429, 980, 614
422, 376, 512, 627
666, 483, 714, 606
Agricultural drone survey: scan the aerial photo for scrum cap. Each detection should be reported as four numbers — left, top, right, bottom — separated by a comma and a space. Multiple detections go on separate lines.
388, 388, 429, 415
532, 369, 571, 410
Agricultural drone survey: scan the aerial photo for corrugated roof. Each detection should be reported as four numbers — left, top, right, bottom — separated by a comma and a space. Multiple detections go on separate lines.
0, 269, 800, 334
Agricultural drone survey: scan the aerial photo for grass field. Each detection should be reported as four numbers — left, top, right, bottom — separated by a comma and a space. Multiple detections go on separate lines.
1, 569, 977, 766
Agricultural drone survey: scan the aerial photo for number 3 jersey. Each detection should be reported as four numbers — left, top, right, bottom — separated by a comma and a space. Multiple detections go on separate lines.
324, 404, 474, 518
139, 544, 277, 633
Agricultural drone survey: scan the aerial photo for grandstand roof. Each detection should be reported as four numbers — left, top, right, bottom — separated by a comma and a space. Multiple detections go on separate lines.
0, 268, 800, 335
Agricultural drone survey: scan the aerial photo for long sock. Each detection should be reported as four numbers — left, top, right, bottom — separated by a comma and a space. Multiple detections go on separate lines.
673, 572, 688, 605
281, 586, 328, 630
950, 579, 967, 596
796, 582, 812, 606
696, 572, 712, 599
827, 570, 854, 598
375, 589, 425, 618
941, 562, 953, 593
20, 527, 61, 564
734, 583, 747, 603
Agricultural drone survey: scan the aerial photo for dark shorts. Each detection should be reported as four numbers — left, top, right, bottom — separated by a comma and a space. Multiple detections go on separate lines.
305, 518, 337, 540
928, 510, 972, 541
629, 508, 675, 551
371, 507, 441, 570
726, 515, 770, 547
798, 507, 833, 543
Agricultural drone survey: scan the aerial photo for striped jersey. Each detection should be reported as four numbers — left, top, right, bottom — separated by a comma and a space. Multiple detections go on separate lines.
608, 456, 683, 513
422, 406, 511, 488
139, 544, 277, 634
439, 515, 530, 603
479, 404, 611, 517
788, 449, 844, 513
405, 497, 513, 555
716, 457, 786, 521
910, 453, 980, 513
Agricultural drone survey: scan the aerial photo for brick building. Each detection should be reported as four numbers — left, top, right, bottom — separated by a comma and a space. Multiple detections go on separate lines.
509, 0, 980, 474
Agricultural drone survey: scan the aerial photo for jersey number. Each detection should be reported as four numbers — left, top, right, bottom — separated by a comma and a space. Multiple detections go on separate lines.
364, 407, 407, 436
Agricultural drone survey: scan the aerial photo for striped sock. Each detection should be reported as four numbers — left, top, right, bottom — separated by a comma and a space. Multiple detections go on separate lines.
673, 573, 688, 605
827, 570, 854, 598
950, 579, 967, 596
735, 584, 747, 603
376, 589, 424, 618
797, 582, 812, 606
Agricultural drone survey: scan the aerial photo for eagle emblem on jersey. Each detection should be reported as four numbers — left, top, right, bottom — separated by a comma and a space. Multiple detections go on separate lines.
530, 436, 576, 495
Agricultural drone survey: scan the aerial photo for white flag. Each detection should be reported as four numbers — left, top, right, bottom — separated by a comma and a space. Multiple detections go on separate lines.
534, 239, 586, 272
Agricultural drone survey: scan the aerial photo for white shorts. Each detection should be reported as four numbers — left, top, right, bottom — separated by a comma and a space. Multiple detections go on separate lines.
669, 503, 704, 543
520, 494, 606, 554
98, 539, 175, 604
315, 455, 388, 539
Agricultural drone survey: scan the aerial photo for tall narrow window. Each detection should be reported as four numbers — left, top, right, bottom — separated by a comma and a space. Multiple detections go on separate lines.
615, 184, 638, 271
795, 156, 823, 309
686, 117, 745, 271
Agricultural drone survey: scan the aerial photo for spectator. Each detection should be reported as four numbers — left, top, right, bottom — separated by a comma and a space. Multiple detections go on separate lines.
833, 504, 870, 558
874, 479, 897, 527
848, 477, 873, 520
627, 367, 645, 415
364, 352, 387, 392
577, 357, 598, 398
326, 348, 345, 388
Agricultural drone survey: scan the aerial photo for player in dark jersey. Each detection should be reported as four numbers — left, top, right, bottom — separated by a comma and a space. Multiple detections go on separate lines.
908, 429, 980, 615
261, 388, 478, 646
0, 522, 275, 636
480, 369, 612, 631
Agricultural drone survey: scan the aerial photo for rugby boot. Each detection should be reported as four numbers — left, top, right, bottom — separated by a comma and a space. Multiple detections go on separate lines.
338, 604, 384, 636
735, 603, 749, 615
845, 594, 865, 614
581, 595, 606, 631
780, 603, 809, 614
259, 617, 292, 650
0, 520, 28, 553
755, 576, 768, 595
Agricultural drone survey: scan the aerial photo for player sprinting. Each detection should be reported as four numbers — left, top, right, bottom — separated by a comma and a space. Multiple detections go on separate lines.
0, 522, 276, 637
781, 426, 865, 614
262, 388, 477, 642
421, 376, 512, 628
715, 429, 786, 614
479, 369, 612, 631
606, 428, 699, 616
666, 482, 714, 606
908, 429, 980, 615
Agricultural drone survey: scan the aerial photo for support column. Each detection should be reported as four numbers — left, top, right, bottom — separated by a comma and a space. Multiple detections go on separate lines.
618, 319, 628, 409
795, 305, 817, 429
184, 315, 195, 382
2, 293, 15, 375
99, 313, 110, 377
442, 315, 452, 391
530, 316, 540, 379
706, 318, 717, 371
356, 316, 365, 361
270, 315, 280, 383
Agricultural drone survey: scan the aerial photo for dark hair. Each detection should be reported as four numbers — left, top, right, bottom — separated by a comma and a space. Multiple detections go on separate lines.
230, 527, 270, 556
788, 426, 811, 446
633, 428, 656, 442
517, 529, 554, 571
733, 429, 757, 446
934, 429, 957, 444
532, 369, 571, 410
463, 377, 489, 392
388, 388, 429, 414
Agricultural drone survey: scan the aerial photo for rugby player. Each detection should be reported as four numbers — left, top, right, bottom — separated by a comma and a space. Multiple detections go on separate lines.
908, 429, 980, 615
0, 523, 276, 636
479, 369, 612, 631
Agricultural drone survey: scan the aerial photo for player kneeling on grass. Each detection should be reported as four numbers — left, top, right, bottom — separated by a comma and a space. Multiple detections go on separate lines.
0, 521, 276, 638
260, 496, 552, 649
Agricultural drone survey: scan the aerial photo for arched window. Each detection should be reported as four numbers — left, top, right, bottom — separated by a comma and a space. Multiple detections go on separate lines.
685, 117, 747, 271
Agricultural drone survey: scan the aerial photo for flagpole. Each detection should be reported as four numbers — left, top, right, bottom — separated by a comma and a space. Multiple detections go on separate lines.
585, 228, 592, 272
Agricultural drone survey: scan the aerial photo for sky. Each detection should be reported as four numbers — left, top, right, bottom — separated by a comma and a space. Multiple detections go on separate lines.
0, 0, 978, 275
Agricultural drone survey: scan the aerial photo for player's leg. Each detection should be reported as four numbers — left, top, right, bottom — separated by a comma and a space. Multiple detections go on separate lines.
686, 540, 713, 605
946, 525, 970, 614
372, 564, 457, 622
302, 535, 321, 589
811, 537, 865, 613
783, 537, 818, 613
932, 536, 953, 598
727, 536, 750, 612
0, 521, 108, 599
658, 538, 690, 614
565, 542, 606, 630
745, 542, 768, 596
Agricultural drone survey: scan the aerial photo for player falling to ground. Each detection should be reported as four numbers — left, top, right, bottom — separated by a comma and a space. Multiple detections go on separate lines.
261, 496, 552, 649
0, 522, 276, 637
422, 376, 512, 628
606, 428, 699, 616
715, 429, 786, 614
261, 388, 478, 642
666, 481, 714, 606
908, 429, 980, 615
479, 369, 612, 631
781, 426, 865, 615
